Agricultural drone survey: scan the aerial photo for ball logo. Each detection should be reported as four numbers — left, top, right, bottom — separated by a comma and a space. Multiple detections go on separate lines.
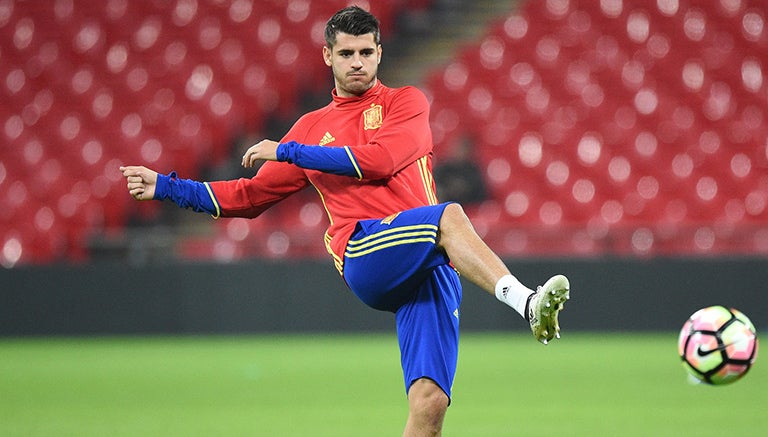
696, 342, 732, 357
678, 305, 758, 385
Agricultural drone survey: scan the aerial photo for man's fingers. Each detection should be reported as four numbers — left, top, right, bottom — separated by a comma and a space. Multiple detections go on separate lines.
242, 147, 257, 168
241, 141, 272, 168
120, 165, 147, 177
247, 154, 258, 168
120, 165, 155, 201
242, 153, 254, 168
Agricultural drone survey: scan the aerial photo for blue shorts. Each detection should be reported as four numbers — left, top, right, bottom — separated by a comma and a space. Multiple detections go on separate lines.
343, 203, 462, 399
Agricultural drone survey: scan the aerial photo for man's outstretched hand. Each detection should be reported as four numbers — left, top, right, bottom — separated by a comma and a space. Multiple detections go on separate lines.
120, 166, 158, 201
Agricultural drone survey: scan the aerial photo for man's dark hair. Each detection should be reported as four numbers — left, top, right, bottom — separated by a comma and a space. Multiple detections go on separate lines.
324, 6, 380, 48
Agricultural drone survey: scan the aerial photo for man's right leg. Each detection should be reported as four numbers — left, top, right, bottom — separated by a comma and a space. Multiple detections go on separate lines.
436, 203, 570, 343
525, 274, 570, 343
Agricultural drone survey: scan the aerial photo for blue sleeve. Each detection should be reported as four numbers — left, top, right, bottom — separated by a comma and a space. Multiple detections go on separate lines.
154, 172, 220, 218
276, 141, 363, 179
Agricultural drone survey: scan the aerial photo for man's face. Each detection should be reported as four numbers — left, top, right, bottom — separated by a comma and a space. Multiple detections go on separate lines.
323, 32, 381, 97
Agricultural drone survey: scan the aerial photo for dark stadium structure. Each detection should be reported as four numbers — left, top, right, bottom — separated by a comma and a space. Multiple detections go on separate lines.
1, 1, 766, 335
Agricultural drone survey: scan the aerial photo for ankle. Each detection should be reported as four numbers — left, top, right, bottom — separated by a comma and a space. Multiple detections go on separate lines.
494, 275, 534, 318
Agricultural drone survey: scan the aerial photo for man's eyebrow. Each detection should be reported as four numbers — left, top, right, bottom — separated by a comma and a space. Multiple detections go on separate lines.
337, 47, 376, 53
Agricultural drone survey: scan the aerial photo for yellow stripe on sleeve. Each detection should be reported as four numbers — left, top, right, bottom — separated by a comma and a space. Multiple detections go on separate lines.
344, 146, 363, 180
203, 182, 221, 219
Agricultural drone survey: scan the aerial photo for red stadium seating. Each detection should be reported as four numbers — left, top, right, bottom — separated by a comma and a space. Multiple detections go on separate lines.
0, 0, 421, 265
426, 0, 768, 257
1, 0, 766, 264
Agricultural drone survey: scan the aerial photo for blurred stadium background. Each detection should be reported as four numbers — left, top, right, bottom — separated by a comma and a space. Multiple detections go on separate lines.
1, 1, 767, 435
1, 0, 767, 331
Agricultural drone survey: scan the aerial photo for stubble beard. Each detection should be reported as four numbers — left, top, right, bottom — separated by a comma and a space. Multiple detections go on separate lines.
336, 69, 376, 97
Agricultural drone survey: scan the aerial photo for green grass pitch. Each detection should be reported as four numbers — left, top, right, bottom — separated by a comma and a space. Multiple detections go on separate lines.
0, 333, 764, 436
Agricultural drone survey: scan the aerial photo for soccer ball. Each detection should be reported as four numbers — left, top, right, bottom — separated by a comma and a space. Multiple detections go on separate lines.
678, 305, 758, 385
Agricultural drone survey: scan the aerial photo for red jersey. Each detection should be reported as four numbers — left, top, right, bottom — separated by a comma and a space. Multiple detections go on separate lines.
208, 80, 439, 273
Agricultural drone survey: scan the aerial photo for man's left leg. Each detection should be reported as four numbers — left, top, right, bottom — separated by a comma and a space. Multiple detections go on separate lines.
396, 264, 461, 437
403, 378, 449, 437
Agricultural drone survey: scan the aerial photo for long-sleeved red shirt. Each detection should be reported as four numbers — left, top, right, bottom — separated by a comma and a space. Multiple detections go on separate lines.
208, 80, 439, 273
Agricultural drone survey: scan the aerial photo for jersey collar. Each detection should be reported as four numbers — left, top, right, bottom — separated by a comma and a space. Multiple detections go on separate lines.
331, 79, 383, 109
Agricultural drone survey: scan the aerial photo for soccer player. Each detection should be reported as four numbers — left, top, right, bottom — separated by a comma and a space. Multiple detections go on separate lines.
120, 6, 570, 436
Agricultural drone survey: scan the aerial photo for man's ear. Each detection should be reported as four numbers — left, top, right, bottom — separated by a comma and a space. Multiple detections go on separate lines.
323, 46, 332, 66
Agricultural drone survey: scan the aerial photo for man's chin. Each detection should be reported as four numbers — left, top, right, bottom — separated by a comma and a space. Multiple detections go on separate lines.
344, 78, 375, 94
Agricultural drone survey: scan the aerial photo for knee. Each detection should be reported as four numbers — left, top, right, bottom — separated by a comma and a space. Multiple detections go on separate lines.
408, 379, 449, 430
439, 203, 469, 234
438, 203, 473, 247
411, 389, 448, 417
442, 203, 467, 224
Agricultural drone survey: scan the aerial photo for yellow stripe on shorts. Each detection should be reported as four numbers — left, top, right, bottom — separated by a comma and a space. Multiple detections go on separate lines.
345, 224, 438, 258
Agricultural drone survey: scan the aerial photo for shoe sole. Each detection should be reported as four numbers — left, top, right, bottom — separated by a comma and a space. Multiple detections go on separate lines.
531, 275, 570, 344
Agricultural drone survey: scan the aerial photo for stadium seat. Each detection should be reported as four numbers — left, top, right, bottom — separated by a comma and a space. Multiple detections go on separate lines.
3, 0, 767, 263
425, 0, 768, 257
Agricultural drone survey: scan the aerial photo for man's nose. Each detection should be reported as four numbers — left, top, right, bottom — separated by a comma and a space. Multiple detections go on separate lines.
351, 54, 363, 68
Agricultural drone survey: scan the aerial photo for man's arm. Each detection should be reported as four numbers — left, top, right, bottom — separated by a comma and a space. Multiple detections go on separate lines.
120, 161, 309, 219
206, 161, 309, 218
241, 87, 432, 181
243, 140, 363, 179
120, 165, 219, 216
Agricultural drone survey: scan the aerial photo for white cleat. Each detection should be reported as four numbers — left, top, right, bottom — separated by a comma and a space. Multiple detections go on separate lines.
526, 275, 570, 345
